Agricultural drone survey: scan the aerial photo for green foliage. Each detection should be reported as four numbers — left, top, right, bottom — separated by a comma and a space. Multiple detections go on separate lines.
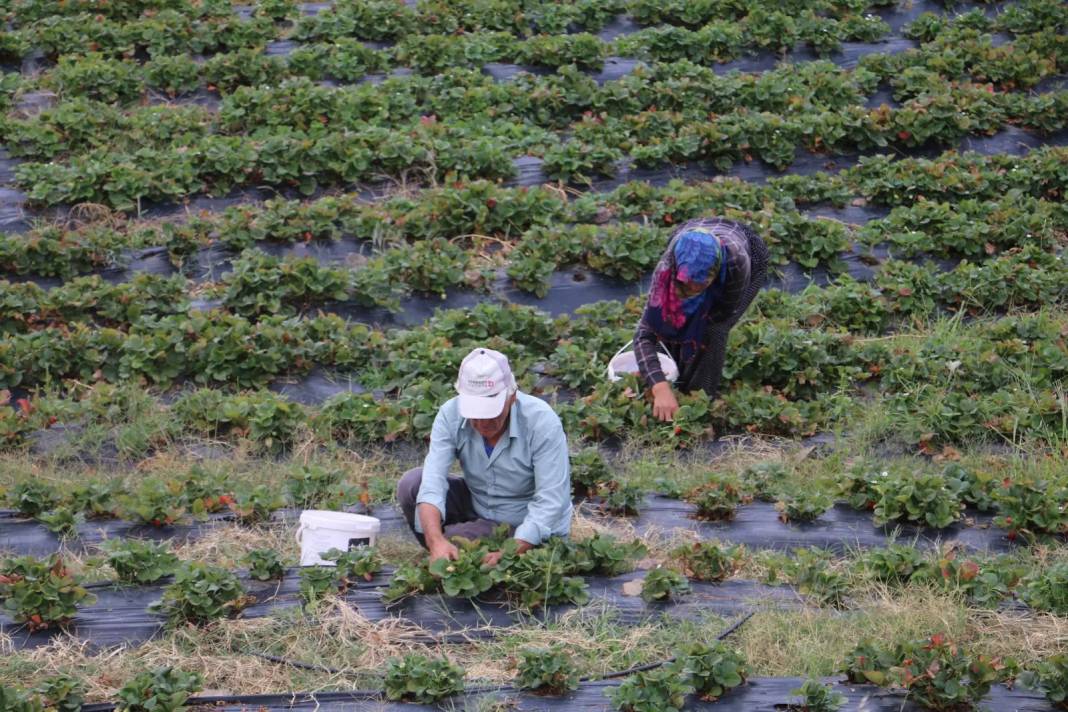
285, 465, 354, 508
1018, 654, 1068, 709
515, 645, 580, 695
640, 567, 690, 603
670, 541, 745, 582
842, 639, 898, 685
299, 565, 339, 605
872, 470, 961, 528
785, 549, 848, 608
103, 539, 179, 584
383, 654, 464, 704
117, 478, 187, 527
679, 641, 746, 700
497, 540, 591, 610
153, 562, 249, 625
608, 663, 694, 712
1020, 562, 1068, 615
115, 667, 203, 712
34, 674, 86, 712
571, 533, 646, 577
428, 544, 496, 599
227, 484, 284, 526
942, 463, 997, 512
0, 685, 45, 712
322, 546, 383, 586
7, 481, 60, 517
244, 549, 285, 582
992, 477, 1068, 542
685, 476, 749, 521
599, 481, 644, 516
789, 679, 846, 711
570, 447, 610, 497
775, 490, 833, 523
743, 461, 792, 502
380, 562, 437, 604
0, 555, 95, 631
856, 544, 926, 586
888, 635, 1010, 711
37, 507, 83, 539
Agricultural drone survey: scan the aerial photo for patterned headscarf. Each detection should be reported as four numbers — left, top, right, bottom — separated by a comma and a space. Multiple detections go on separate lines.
647, 228, 727, 330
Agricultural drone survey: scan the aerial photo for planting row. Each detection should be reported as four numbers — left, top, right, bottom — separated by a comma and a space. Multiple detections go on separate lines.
7, 20, 1065, 115
3, 145, 1066, 279
10, 85, 1068, 210
1, 236, 1063, 333
1, 295, 1066, 446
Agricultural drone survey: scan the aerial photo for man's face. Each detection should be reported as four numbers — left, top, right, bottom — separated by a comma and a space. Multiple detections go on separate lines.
470, 393, 515, 439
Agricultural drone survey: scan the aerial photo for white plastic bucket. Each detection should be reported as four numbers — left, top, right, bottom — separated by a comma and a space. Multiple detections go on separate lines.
296, 510, 381, 566
607, 341, 679, 383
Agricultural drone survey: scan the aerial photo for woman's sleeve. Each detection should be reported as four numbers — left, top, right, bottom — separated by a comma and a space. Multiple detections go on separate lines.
710, 229, 752, 323
634, 315, 666, 388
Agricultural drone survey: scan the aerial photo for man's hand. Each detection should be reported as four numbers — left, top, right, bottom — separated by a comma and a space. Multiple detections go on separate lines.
651, 381, 679, 422
427, 537, 459, 563
482, 550, 503, 567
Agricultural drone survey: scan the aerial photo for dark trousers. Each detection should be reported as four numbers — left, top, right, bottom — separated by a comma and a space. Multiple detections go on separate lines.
396, 468, 512, 548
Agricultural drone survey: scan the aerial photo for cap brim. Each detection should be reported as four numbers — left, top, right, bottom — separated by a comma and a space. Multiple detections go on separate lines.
458, 390, 508, 420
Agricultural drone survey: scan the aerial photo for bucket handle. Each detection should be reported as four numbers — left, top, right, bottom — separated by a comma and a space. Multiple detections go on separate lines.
295, 524, 305, 546
605, 339, 674, 368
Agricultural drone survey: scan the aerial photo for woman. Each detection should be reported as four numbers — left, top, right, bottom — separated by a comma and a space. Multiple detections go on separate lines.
634, 217, 769, 422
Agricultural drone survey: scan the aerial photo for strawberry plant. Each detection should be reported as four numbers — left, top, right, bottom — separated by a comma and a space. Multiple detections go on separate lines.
428, 543, 496, 599
857, 544, 926, 586
743, 461, 792, 502
36, 507, 82, 539
992, 477, 1068, 542
299, 566, 339, 606
118, 478, 187, 527
570, 447, 611, 498
843, 640, 898, 685
599, 481, 644, 516
608, 663, 693, 712
640, 567, 690, 603
1018, 654, 1068, 709
322, 546, 382, 587
7, 481, 59, 518
776, 490, 833, 523
912, 549, 1022, 608
115, 667, 202, 712
180, 468, 232, 517
542, 141, 623, 185
571, 533, 646, 577
227, 484, 284, 526
153, 562, 250, 625
1020, 562, 1068, 615
685, 476, 750, 521
888, 635, 1009, 711
515, 645, 580, 695
102, 539, 179, 584
497, 540, 590, 610
671, 542, 745, 582
34, 674, 85, 712
383, 654, 464, 704
285, 465, 354, 509
244, 549, 285, 582
67, 480, 119, 519
381, 562, 438, 604
0, 555, 95, 631
872, 470, 961, 529
680, 641, 746, 701
787, 679, 845, 711
942, 463, 997, 512
786, 549, 848, 608
0, 685, 44, 712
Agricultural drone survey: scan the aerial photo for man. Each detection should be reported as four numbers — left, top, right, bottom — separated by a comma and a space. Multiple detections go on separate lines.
396, 347, 572, 566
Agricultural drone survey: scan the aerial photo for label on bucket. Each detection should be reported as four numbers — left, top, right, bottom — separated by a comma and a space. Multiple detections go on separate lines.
348, 537, 371, 548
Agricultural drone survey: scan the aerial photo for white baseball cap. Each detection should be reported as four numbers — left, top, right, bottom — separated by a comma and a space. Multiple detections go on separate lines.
455, 348, 516, 420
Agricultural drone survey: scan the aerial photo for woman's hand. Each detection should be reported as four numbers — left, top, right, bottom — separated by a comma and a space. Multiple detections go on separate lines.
651, 381, 679, 422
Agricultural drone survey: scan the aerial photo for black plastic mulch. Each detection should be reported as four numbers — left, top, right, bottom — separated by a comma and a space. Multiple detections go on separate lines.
631, 495, 1016, 553
79, 677, 1055, 711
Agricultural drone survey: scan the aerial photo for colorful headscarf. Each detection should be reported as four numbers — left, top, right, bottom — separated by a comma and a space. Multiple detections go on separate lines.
647, 228, 727, 330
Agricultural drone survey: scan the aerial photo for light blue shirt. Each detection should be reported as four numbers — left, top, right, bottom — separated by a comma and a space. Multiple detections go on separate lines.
415, 392, 572, 545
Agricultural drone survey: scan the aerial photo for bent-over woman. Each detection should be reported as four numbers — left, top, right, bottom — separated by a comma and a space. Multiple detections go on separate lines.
634, 217, 769, 422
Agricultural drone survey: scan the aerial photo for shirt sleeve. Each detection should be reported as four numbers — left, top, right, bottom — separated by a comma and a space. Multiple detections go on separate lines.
709, 227, 751, 323
514, 416, 571, 546
634, 316, 666, 388
414, 405, 456, 529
